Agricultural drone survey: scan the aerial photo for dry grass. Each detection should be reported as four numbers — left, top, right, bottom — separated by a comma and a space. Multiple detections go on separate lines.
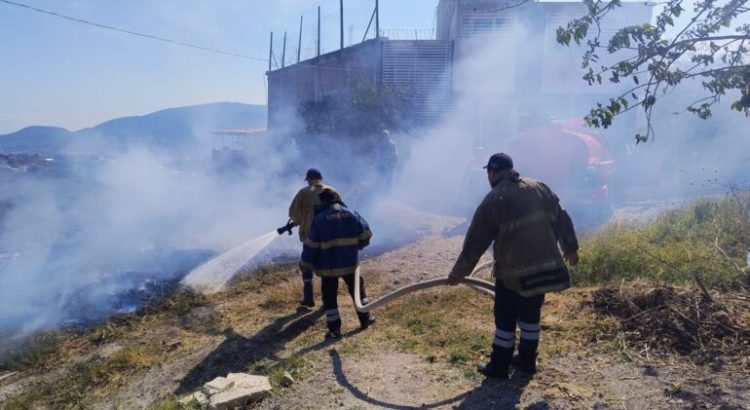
589, 284, 750, 367
2, 343, 162, 409
574, 194, 750, 288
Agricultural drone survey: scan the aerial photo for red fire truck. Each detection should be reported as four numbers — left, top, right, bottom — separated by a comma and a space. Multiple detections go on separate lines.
507, 119, 615, 228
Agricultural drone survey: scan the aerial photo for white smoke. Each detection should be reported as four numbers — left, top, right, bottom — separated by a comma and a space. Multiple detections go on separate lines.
0, 136, 301, 334
388, 3, 749, 230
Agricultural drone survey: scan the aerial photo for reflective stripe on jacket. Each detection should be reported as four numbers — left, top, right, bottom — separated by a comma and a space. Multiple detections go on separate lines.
449, 169, 579, 297
288, 180, 336, 242
300, 203, 372, 277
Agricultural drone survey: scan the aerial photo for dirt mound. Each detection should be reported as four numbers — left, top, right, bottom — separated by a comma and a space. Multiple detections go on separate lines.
590, 285, 750, 362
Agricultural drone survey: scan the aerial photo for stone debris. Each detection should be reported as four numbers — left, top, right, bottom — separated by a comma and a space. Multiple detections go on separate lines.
281, 372, 295, 387
179, 391, 209, 407
209, 387, 266, 410
202, 376, 235, 397
189, 373, 271, 410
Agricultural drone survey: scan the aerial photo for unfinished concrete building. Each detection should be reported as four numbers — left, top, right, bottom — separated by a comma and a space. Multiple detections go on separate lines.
266, 37, 453, 129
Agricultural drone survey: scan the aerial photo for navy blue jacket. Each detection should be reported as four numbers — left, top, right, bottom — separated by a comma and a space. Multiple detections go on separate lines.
300, 203, 372, 277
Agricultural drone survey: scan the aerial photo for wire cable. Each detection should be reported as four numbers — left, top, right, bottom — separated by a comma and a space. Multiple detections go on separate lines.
0, 0, 269, 62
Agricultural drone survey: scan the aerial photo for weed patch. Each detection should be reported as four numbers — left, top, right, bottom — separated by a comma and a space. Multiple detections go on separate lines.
574, 194, 750, 288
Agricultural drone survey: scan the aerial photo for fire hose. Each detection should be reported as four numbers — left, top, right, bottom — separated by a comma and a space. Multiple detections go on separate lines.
275, 219, 497, 311
353, 260, 496, 313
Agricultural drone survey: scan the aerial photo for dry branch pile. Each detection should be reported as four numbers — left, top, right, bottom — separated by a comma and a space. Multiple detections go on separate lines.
590, 285, 750, 366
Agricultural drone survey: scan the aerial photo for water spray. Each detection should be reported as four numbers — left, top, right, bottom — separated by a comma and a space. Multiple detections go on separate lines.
181, 231, 280, 292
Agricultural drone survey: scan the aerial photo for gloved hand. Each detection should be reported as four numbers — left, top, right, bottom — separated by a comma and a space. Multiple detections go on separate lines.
564, 251, 579, 266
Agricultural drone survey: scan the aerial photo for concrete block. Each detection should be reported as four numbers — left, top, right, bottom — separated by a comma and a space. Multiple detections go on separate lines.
202, 376, 235, 396
208, 387, 271, 410
225, 373, 271, 391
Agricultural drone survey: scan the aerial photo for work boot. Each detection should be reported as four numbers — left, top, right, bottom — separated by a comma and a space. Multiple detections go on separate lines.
478, 346, 513, 379
514, 339, 538, 375
359, 313, 376, 330
511, 354, 537, 375
325, 328, 342, 340
298, 299, 315, 308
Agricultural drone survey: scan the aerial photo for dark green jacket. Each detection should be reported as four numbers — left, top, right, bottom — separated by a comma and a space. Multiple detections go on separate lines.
449, 169, 578, 296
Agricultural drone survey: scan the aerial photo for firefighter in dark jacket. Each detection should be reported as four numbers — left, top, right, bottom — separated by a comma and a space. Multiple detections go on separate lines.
288, 168, 338, 308
447, 153, 579, 379
300, 188, 375, 339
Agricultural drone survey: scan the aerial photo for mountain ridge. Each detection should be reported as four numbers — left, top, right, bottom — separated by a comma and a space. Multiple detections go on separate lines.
0, 102, 267, 155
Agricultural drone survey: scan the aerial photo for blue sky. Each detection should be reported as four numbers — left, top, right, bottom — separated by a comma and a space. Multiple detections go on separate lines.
1, 1, 743, 134
0, 0, 437, 133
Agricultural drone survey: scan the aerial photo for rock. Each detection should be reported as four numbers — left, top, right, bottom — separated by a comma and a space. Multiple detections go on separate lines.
201, 373, 271, 409
202, 376, 235, 396
179, 391, 209, 407
281, 372, 295, 387
225, 373, 271, 391
208, 386, 271, 410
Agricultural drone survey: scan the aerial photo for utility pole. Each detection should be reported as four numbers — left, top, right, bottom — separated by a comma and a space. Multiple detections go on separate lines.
297, 15, 303, 63
281, 31, 287, 68
268, 32, 273, 71
339, 0, 344, 50
317, 6, 321, 57
375, 0, 380, 38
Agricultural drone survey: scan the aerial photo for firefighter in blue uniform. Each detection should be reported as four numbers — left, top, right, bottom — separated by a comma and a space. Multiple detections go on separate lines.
300, 188, 375, 339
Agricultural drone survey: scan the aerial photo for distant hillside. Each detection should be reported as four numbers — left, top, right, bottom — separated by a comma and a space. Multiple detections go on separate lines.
0, 103, 267, 155
0, 126, 74, 154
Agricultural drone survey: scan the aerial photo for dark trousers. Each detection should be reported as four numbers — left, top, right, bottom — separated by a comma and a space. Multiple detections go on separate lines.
300, 258, 314, 303
321, 274, 370, 331
493, 281, 545, 361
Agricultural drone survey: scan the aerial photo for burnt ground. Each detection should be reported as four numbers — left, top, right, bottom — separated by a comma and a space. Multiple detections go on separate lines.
1, 205, 748, 409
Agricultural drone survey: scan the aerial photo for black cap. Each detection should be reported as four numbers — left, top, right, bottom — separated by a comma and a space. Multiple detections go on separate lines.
305, 168, 322, 181
483, 153, 513, 171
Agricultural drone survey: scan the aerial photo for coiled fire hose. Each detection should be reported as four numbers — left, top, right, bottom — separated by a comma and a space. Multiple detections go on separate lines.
354, 260, 497, 313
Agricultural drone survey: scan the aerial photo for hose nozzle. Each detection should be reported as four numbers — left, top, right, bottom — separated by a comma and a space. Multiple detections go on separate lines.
277, 220, 298, 235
